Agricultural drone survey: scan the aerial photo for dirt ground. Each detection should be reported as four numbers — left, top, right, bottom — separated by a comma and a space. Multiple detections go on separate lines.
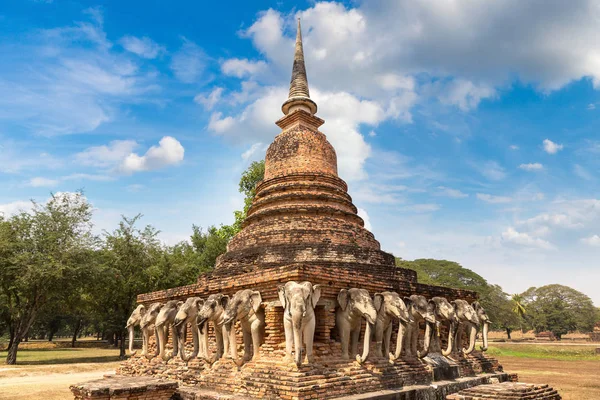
500, 356, 600, 400
0, 362, 120, 400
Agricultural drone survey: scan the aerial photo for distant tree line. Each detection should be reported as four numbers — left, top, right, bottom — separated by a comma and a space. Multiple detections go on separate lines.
397, 258, 600, 340
0, 161, 264, 365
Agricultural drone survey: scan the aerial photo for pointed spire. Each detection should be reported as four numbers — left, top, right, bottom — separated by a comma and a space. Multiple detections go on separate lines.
282, 19, 318, 116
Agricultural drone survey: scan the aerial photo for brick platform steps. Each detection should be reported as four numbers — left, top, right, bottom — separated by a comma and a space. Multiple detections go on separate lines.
174, 373, 509, 400
446, 382, 561, 399
70, 375, 178, 400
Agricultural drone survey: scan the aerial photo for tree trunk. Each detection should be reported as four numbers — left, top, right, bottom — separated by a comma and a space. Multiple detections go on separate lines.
113, 332, 119, 347
5, 334, 22, 365
506, 327, 512, 340
119, 329, 127, 360
71, 319, 82, 348
48, 330, 55, 342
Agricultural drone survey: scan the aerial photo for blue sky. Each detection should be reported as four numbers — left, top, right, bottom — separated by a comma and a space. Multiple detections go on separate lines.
1, 1, 599, 304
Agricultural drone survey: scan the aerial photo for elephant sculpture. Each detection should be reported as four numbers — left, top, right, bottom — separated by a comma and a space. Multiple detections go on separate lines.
473, 302, 490, 351
404, 294, 436, 358
139, 302, 163, 359
336, 288, 377, 363
278, 281, 322, 366
174, 297, 207, 361
197, 293, 230, 363
372, 291, 412, 361
222, 289, 265, 365
428, 297, 459, 356
453, 299, 480, 355
126, 304, 145, 356
156, 299, 182, 361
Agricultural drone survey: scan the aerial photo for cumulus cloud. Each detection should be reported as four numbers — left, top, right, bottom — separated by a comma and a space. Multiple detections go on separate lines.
357, 207, 372, 231
75, 140, 138, 168
543, 139, 564, 154
241, 143, 266, 161
194, 87, 224, 110
0, 200, 32, 216
501, 227, 554, 250
476, 193, 512, 204
581, 235, 600, 247
519, 163, 544, 171
120, 136, 184, 174
119, 35, 164, 59
221, 58, 268, 78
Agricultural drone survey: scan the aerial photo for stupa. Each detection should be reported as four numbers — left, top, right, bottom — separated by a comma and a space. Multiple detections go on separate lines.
105, 20, 550, 400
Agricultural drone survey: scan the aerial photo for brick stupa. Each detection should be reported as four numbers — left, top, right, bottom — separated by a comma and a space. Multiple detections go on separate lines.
121, 20, 504, 400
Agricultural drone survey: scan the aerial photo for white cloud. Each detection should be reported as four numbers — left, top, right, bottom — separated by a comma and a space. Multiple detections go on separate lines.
501, 227, 554, 250
581, 235, 600, 247
543, 139, 564, 154
436, 186, 468, 198
476, 193, 512, 204
436, 79, 496, 111
75, 140, 138, 168
509, 145, 519, 150
403, 203, 440, 213
241, 143, 266, 161
519, 162, 544, 171
357, 207, 372, 231
119, 35, 164, 59
221, 58, 267, 78
28, 177, 59, 187
480, 161, 506, 181
587, 103, 596, 110
120, 136, 184, 174
194, 87, 224, 110
0, 200, 32, 216
170, 39, 205, 83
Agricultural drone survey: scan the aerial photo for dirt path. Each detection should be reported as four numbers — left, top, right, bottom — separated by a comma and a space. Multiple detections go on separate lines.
501, 356, 600, 400
0, 363, 119, 400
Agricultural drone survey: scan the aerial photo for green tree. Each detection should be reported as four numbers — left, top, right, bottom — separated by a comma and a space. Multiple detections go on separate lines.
521, 284, 596, 339
511, 293, 527, 332
232, 160, 265, 233
0, 192, 95, 364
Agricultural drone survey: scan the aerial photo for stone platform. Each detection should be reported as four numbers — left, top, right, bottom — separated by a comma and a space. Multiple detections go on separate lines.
446, 382, 561, 399
70, 375, 178, 400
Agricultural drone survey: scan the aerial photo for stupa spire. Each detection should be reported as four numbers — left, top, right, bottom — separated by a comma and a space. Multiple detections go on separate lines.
281, 19, 318, 116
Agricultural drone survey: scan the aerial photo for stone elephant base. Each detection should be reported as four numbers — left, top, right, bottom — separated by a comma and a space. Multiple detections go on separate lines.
116, 338, 506, 400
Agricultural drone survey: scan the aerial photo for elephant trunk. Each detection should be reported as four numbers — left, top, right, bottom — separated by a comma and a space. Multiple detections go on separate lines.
480, 321, 489, 351
157, 325, 167, 360
227, 323, 238, 361
390, 321, 405, 361
418, 321, 432, 358
127, 325, 136, 356
179, 322, 199, 361
356, 322, 372, 363
142, 327, 151, 359
442, 321, 455, 356
464, 323, 477, 355
293, 320, 303, 367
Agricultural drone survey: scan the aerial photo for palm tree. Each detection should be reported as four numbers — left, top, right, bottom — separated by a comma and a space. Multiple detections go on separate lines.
511, 294, 527, 333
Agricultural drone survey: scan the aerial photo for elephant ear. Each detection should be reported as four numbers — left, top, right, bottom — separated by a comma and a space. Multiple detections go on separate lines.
373, 293, 384, 312
220, 295, 230, 309
195, 298, 204, 309
139, 305, 146, 316
403, 297, 413, 310
177, 300, 184, 309
311, 284, 322, 308
428, 299, 437, 314
472, 301, 481, 310
338, 289, 349, 311
250, 291, 262, 313
277, 285, 287, 309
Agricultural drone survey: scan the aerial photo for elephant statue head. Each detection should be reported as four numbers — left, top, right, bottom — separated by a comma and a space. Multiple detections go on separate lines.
155, 299, 183, 361
404, 294, 436, 358
336, 288, 377, 363
139, 302, 163, 359
373, 291, 412, 361
278, 281, 322, 366
174, 297, 204, 361
223, 289, 265, 364
429, 297, 458, 356
452, 299, 480, 355
197, 293, 230, 363
126, 305, 145, 356
472, 302, 490, 351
